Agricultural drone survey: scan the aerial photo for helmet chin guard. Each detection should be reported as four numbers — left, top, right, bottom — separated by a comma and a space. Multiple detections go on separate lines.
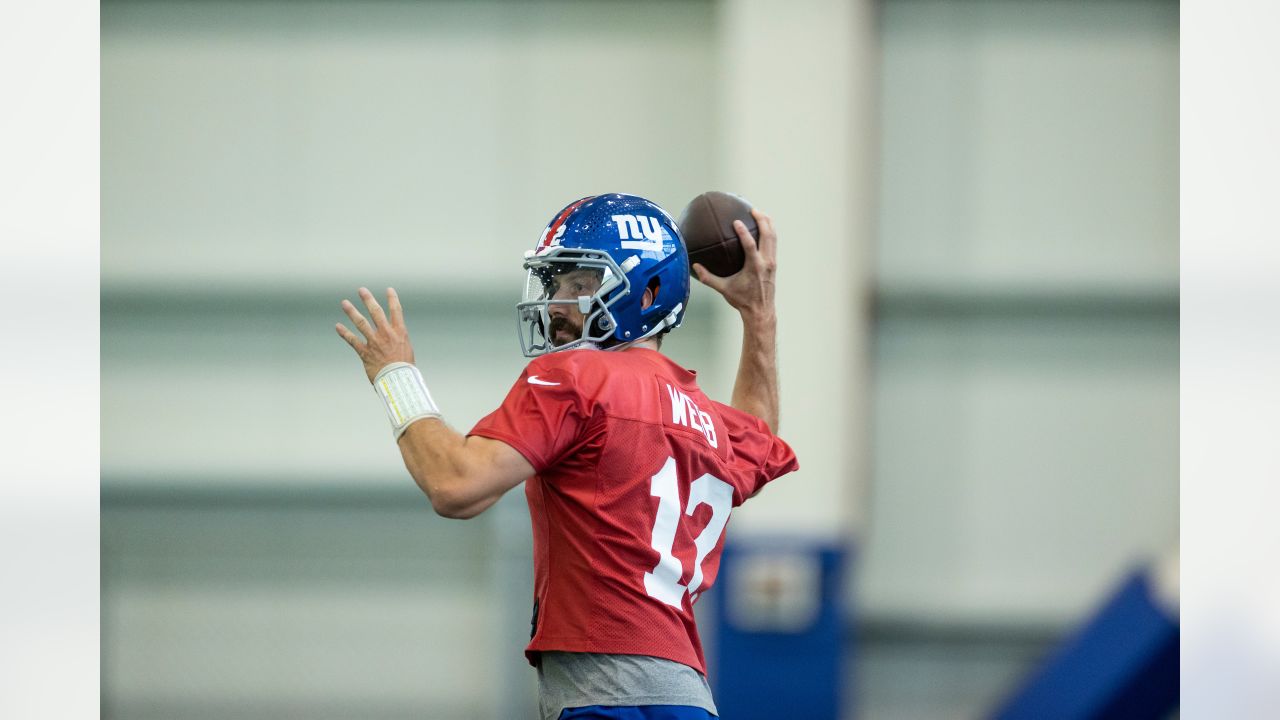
517, 194, 691, 358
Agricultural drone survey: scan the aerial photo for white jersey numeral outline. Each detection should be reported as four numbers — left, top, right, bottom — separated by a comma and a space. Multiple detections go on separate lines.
642, 456, 733, 608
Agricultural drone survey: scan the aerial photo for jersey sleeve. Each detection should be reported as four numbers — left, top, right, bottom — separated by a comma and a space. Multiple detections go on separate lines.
467, 362, 590, 473
716, 401, 800, 501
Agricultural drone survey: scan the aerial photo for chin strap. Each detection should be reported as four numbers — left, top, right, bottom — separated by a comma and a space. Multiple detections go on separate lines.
606, 303, 684, 351
644, 303, 683, 337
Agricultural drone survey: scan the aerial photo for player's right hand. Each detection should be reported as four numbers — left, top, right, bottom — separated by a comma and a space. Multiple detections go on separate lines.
691, 208, 777, 321
336, 287, 417, 384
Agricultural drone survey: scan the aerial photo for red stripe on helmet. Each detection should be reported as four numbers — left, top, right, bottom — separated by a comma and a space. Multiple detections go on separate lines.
537, 196, 595, 251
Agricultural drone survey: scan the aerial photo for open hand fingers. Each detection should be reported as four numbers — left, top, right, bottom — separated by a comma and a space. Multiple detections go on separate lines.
338, 287, 416, 383
386, 287, 404, 327
341, 298, 375, 340
734, 219, 761, 265
358, 287, 390, 330
751, 208, 776, 259
335, 322, 365, 352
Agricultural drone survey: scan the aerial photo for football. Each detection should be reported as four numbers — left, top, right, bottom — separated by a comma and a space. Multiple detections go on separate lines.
677, 190, 757, 277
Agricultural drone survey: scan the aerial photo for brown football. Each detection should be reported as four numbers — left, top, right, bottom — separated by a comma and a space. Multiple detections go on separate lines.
677, 190, 756, 277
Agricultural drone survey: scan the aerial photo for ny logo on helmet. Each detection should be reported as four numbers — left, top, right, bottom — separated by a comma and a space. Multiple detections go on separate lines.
613, 214, 666, 253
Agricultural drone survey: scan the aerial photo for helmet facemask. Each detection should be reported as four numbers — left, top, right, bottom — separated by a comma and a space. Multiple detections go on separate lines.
517, 247, 630, 357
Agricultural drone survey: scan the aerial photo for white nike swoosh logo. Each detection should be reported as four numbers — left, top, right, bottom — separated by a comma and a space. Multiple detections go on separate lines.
527, 376, 561, 386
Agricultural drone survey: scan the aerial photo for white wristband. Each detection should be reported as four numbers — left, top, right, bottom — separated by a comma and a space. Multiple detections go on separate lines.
373, 362, 441, 439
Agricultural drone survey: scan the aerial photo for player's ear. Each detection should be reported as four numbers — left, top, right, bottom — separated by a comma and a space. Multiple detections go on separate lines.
643, 278, 660, 310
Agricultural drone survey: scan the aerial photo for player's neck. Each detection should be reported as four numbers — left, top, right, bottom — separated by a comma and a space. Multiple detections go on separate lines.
619, 337, 661, 353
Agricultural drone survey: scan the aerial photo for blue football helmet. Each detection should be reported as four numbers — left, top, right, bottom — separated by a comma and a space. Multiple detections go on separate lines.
517, 194, 690, 357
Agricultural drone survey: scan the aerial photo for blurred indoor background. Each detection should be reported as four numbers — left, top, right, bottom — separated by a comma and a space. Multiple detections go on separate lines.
101, 0, 1178, 718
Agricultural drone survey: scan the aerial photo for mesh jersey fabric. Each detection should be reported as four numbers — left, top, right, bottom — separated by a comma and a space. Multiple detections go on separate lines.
468, 346, 799, 673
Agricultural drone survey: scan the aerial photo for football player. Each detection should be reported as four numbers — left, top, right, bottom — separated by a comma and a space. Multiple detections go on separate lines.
337, 194, 797, 720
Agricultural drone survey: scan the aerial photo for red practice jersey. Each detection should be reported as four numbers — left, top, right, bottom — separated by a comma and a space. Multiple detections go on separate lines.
468, 347, 799, 673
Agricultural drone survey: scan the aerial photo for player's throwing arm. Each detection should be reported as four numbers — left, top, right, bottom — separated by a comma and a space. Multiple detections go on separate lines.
690, 208, 781, 433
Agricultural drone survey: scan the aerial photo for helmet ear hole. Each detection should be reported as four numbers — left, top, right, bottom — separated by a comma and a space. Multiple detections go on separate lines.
643, 277, 661, 311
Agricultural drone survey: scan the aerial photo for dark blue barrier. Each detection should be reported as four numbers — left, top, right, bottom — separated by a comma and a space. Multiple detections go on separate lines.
992, 569, 1178, 720
710, 539, 850, 720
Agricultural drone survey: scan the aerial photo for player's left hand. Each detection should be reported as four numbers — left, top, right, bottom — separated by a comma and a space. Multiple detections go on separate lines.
336, 287, 416, 383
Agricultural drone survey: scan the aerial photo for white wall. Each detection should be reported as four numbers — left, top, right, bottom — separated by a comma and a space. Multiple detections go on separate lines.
863, 0, 1179, 626
713, 0, 877, 537
101, 0, 722, 484
102, 500, 497, 719
875, 0, 1179, 288
102, 0, 718, 289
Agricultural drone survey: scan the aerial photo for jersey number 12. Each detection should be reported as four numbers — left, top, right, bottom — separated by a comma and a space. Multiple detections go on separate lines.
643, 456, 733, 608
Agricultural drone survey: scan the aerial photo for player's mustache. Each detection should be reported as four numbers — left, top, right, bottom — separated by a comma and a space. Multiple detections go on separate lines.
547, 315, 580, 338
